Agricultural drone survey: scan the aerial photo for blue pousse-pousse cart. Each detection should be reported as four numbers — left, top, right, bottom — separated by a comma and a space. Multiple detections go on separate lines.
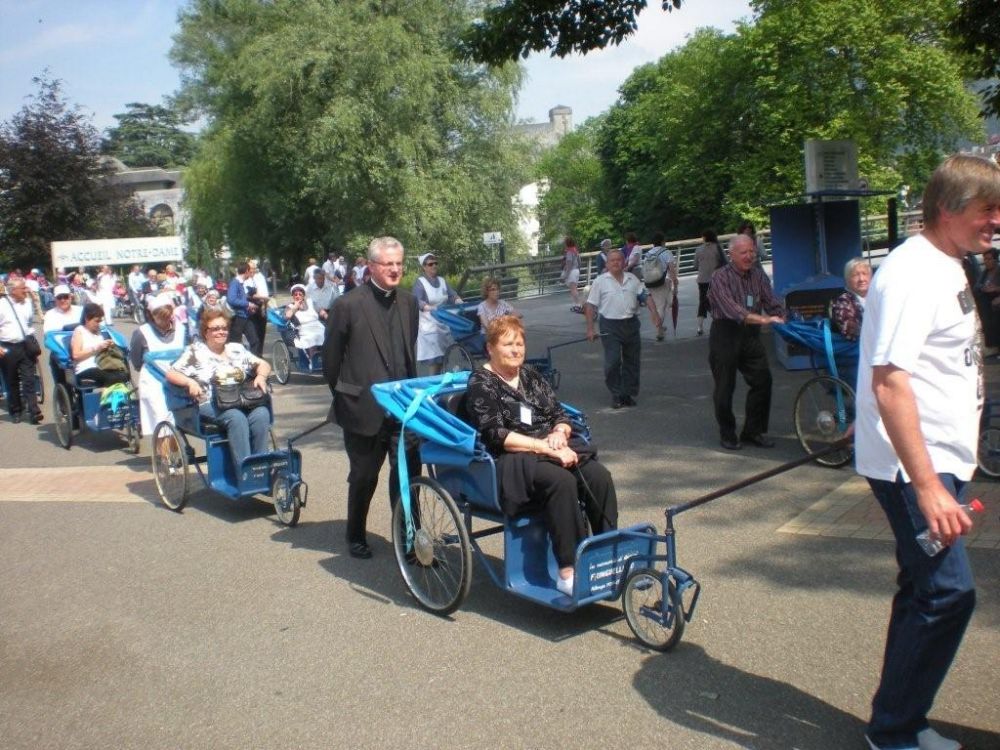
433, 304, 586, 390
44, 328, 140, 453
144, 351, 317, 526
266, 307, 323, 384
371, 372, 701, 651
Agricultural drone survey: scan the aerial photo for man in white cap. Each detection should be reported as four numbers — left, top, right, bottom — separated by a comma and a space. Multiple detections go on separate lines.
42, 285, 82, 334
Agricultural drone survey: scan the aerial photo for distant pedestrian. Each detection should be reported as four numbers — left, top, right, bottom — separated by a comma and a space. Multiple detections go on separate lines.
596, 238, 612, 276
585, 248, 661, 409
707, 234, 785, 450
642, 232, 677, 341
856, 154, 1000, 750
561, 236, 582, 313
623, 232, 641, 274
413, 252, 462, 374
694, 229, 726, 336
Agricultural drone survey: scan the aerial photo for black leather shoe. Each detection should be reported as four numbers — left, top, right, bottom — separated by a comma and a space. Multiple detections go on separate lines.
741, 433, 775, 448
612, 397, 624, 409
11, 413, 21, 424
30, 412, 43, 425
348, 542, 372, 559
623, 395, 636, 406
720, 436, 742, 450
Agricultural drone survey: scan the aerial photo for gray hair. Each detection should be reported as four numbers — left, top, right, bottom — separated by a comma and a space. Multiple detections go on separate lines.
922, 154, 1000, 227
843, 257, 871, 281
729, 233, 754, 253
368, 236, 404, 262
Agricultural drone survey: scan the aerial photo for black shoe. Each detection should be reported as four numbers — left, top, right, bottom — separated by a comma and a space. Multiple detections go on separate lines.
11, 413, 21, 424
612, 397, 624, 409
741, 433, 775, 448
348, 541, 372, 559
720, 436, 742, 450
30, 412, 43, 425
623, 395, 636, 406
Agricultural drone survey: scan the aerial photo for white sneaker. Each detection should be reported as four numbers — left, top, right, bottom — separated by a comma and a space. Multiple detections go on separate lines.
865, 729, 960, 750
556, 575, 574, 596
917, 728, 961, 750
865, 735, 916, 750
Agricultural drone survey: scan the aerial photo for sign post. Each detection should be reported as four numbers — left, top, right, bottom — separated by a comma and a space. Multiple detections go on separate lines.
51, 236, 184, 269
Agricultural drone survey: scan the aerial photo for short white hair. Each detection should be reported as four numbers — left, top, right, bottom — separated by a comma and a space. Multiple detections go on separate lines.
368, 236, 403, 262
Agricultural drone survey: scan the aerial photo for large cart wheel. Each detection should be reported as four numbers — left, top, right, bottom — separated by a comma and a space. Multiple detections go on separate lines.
977, 427, 1000, 478
34, 361, 44, 406
442, 343, 474, 374
272, 340, 291, 384
53, 383, 73, 449
392, 477, 472, 615
152, 422, 189, 511
272, 475, 302, 527
794, 375, 855, 468
623, 568, 685, 652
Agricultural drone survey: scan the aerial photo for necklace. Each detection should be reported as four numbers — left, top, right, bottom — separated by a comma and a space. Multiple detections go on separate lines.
488, 364, 520, 390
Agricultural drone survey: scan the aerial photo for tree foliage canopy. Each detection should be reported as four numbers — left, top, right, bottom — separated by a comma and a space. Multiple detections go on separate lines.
462, 0, 681, 64
949, 0, 1000, 118
0, 75, 156, 270
102, 102, 198, 168
171, 0, 532, 270
551, 0, 984, 242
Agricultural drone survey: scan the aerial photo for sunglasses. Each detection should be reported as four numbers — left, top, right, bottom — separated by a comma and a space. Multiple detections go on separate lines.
424, 261, 438, 267
206, 325, 229, 333
56, 294, 71, 300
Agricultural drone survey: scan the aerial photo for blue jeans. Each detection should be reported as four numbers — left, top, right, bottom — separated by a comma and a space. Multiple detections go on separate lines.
865, 473, 976, 747
199, 402, 271, 468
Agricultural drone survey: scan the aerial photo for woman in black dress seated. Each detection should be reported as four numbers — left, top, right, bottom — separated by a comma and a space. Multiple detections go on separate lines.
464, 315, 618, 596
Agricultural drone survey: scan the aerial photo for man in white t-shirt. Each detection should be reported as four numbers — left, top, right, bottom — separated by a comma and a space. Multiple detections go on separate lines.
856, 154, 1000, 750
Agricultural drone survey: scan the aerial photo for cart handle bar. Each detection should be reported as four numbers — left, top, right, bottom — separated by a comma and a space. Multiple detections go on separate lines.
283, 419, 333, 447
547, 334, 605, 355
666, 438, 852, 518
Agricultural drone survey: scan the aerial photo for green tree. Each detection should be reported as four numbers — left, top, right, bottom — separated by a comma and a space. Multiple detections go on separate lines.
462, 0, 682, 64
102, 102, 198, 168
948, 0, 1000, 118
171, 0, 531, 270
597, 0, 982, 236
535, 117, 615, 251
0, 75, 156, 270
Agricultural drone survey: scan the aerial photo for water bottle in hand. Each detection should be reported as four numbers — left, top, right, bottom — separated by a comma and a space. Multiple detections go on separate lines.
915, 499, 984, 556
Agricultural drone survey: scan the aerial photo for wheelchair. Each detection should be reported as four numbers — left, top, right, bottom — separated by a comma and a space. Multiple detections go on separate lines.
44, 328, 140, 453
266, 307, 323, 384
144, 352, 313, 526
371, 373, 699, 651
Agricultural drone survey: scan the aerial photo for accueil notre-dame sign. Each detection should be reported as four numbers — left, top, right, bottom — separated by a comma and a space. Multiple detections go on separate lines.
51, 236, 184, 268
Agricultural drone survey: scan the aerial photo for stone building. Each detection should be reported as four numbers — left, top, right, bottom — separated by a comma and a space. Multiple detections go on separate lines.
514, 106, 573, 255
105, 157, 185, 234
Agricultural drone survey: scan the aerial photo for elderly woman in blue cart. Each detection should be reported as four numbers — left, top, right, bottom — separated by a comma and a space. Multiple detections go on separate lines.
165, 308, 272, 467
464, 315, 619, 597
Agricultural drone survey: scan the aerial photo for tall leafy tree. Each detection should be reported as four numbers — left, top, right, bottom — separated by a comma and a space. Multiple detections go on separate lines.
535, 117, 615, 251
596, 0, 982, 236
0, 75, 156, 270
171, 0, 531, 268
102, 102, 198, 168
948, 0, 1000, 118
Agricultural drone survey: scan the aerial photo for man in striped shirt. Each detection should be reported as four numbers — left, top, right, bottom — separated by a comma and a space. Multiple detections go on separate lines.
707, 234, 785, 450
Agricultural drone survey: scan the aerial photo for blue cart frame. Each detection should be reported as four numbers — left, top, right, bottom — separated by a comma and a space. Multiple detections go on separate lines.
372, 373, 701, 651
44, 327, 140, 453
144, 351, 317, 526
266, 307, 323, 384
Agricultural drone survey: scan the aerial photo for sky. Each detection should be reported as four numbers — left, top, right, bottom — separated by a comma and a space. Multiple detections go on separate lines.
0, 0, 754, 134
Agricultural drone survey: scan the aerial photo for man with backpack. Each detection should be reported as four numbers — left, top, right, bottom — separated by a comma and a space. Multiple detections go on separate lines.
643, 232, 678, 341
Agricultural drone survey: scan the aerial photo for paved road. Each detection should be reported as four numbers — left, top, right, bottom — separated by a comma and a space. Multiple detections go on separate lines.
2, 280, 998, 749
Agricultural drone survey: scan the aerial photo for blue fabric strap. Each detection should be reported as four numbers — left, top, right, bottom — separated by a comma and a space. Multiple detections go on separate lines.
822, 319, 848, 429
396, 372, 459, 549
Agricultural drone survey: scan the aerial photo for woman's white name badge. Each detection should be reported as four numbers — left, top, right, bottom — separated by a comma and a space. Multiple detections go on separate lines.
520, 404, 533, 425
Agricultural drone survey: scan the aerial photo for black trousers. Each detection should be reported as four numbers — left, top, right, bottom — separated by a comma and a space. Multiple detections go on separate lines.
598, 315, 641, 399
1, 341, 40, 418
708, 319, 773, 441
228, 315, 259, 354
697, 282, 711, 318
76, 367, 131, 386
250, 310, 267, 357
531, 458, 618, 568
342, 420, 420, 545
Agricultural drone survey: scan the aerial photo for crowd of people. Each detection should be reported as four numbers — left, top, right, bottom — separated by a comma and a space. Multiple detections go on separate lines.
3, 152, 998, 750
